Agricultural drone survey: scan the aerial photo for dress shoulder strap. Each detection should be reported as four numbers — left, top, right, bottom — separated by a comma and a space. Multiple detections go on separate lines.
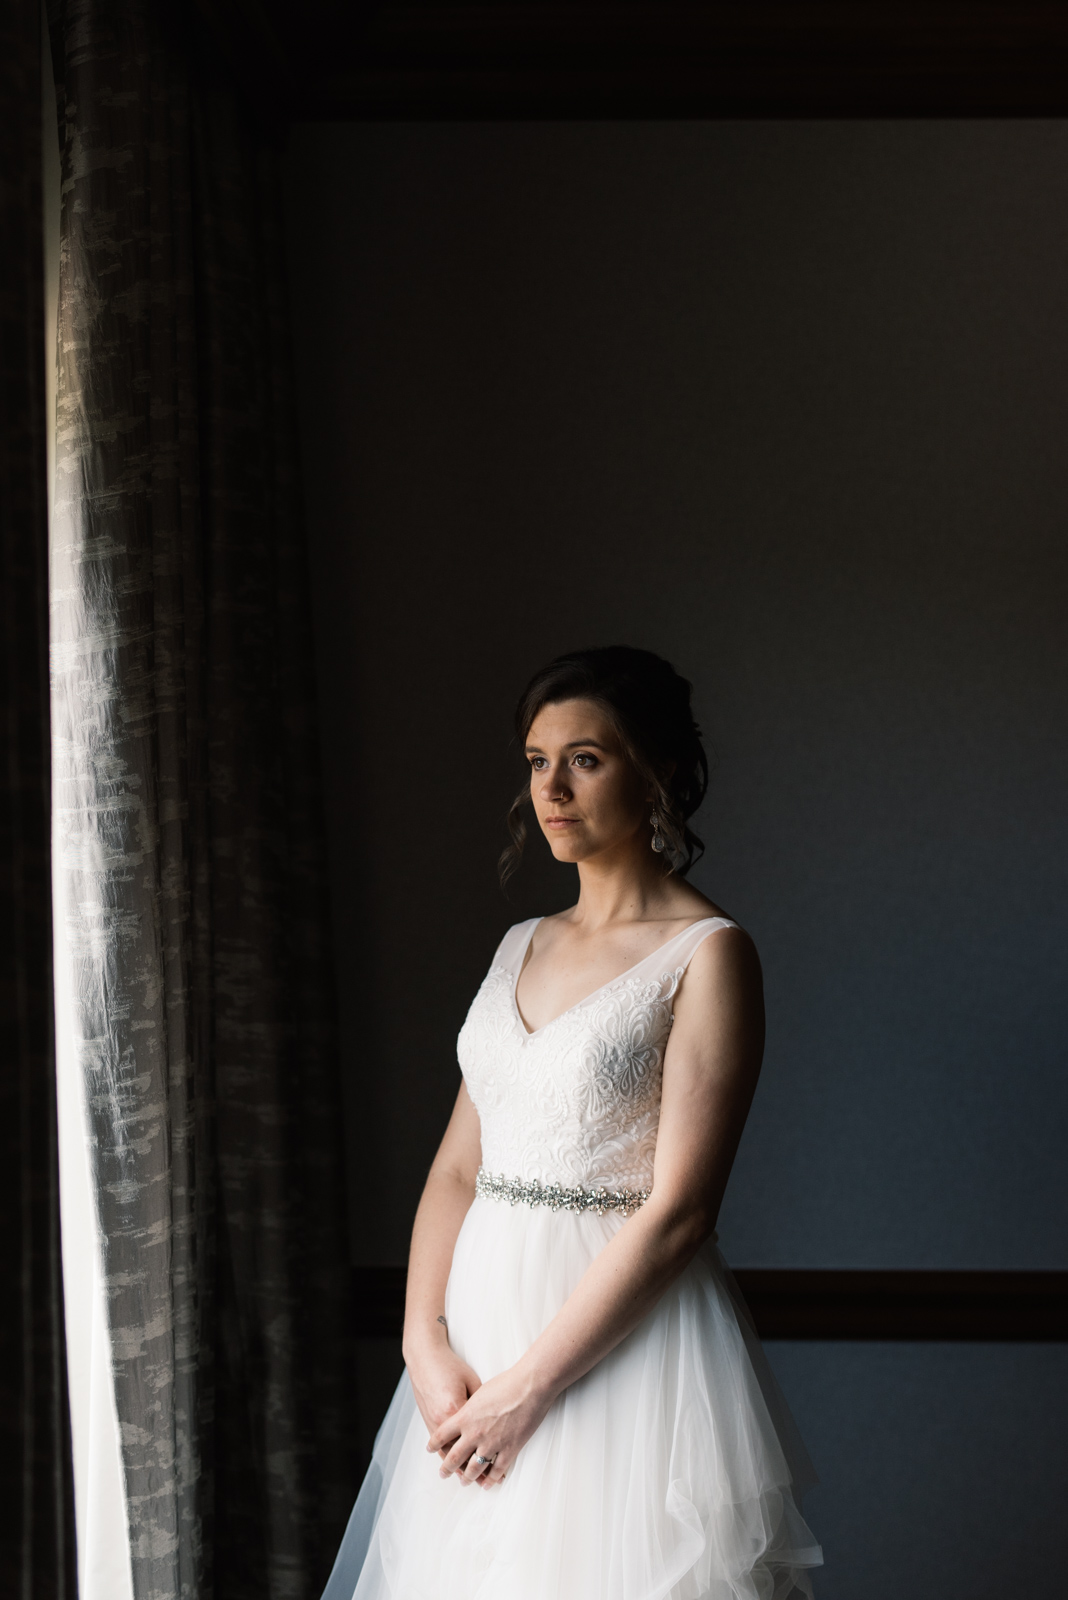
490, 917, 541, 975
658, 915, 737, 976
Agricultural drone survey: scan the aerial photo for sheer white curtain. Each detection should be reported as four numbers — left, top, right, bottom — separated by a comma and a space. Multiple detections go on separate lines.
44, 6, 356, 1594
43, 27, 132, 1597
53, 968, 132, 1600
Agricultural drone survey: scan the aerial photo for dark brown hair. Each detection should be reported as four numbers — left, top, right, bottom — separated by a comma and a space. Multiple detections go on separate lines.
499, 645, 709, 886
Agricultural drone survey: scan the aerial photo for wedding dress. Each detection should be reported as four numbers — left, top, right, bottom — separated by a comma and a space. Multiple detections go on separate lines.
322, 916, 823, 1600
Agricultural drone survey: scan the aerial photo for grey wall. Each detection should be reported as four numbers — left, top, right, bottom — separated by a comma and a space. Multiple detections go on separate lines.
766, 1339, 1068, 1596
283, 122, 1068, 1597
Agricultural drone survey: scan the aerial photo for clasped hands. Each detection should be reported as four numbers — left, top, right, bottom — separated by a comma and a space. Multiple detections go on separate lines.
411, 1345, 550, 1490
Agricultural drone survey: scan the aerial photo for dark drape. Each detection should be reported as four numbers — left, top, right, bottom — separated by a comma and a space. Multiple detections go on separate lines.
48, 2, 357, 1596
0, 3, 77, 1597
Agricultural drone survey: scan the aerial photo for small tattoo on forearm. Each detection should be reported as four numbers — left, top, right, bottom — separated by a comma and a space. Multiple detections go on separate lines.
437, 1315, 447, 1328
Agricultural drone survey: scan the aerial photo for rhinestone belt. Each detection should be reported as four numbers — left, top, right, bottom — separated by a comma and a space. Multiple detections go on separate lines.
475, 1166, 650, 1217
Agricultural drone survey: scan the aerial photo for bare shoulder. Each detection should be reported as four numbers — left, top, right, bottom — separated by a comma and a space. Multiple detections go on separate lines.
676, 919, 764, 1010
668, 922, 765, 1084
661, 879, 727, 922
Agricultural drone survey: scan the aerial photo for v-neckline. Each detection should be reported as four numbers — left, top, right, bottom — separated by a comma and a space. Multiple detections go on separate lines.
510, 915, 727, 1040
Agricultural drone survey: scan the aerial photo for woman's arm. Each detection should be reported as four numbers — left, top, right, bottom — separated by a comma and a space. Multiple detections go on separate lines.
427, 926, 765, 1488
402, 1082, 484, 1441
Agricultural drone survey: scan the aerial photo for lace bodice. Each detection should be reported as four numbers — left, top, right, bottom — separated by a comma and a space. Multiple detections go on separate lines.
457, 916, 736, 1195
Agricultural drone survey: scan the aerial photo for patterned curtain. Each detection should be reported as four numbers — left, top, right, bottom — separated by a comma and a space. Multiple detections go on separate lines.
0, 3, 77, 1596
48, 3, 357, 1597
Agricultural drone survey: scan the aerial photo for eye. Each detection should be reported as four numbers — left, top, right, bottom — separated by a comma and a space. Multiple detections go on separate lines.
573, 752, 598, 769
529, 756, 548, 771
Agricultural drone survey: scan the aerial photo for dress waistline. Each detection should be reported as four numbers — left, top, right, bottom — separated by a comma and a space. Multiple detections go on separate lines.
474, 1165, 650, 1217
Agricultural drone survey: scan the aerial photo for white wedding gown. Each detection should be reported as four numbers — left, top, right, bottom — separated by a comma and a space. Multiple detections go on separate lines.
322, 917, 823, 1600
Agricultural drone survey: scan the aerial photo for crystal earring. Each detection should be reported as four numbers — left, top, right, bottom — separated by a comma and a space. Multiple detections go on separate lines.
650, 810, 665, 853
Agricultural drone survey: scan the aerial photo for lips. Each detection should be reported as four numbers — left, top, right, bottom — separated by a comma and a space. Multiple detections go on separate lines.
544, 816, 578, 827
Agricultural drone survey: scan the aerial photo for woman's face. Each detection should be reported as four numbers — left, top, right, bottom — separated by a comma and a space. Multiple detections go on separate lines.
525, 698, 649, 866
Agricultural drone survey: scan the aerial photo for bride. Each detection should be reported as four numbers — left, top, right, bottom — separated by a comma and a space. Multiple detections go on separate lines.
322, 646, 822, 1600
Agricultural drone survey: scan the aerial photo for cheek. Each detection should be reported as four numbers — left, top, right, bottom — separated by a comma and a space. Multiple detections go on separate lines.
582, 770, 643, 829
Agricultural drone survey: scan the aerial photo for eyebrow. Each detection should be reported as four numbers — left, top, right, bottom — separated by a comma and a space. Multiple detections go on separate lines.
525, 739, 609, 753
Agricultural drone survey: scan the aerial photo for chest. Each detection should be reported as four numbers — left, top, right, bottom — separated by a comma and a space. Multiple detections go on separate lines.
513, 929, 685, 1034
457, 964, 679, 1120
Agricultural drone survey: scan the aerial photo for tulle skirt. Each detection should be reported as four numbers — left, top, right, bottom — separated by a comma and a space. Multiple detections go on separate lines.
322, 1196, 823, 1600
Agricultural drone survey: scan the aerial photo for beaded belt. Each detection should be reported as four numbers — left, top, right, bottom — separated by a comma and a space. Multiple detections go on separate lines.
475, 1166, 650, 1217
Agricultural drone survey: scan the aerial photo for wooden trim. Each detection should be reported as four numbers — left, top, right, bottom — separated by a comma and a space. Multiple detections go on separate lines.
257, 3, 1068, 120
732, 1270, 1068, 1340
352, 1266, 1068, 1341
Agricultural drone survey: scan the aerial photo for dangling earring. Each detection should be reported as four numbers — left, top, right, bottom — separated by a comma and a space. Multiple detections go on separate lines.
650, 810, 665, 853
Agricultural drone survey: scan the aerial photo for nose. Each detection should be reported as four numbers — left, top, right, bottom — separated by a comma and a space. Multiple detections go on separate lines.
539, 760, 572, 802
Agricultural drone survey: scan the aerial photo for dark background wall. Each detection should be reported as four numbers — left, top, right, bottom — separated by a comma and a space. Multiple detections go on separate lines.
283, 122, 1068, 1598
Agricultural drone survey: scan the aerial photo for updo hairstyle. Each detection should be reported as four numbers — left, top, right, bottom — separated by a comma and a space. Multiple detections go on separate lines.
499, 645, 708, 886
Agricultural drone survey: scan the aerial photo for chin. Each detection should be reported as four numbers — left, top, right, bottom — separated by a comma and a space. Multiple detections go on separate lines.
544, 833, 586, 864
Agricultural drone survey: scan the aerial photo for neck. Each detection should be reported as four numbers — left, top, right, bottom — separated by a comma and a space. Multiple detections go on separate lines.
570, 833, 675, 930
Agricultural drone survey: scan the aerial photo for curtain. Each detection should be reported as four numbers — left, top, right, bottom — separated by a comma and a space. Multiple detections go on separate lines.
48, 3, 357, 1597
0, 3, 78, 1596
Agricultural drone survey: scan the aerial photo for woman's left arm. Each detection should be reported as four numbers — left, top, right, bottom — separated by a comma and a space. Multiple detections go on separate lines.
427, 925, 765, 1487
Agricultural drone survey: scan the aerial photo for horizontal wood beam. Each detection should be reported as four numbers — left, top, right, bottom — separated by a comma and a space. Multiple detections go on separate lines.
352, 1266, 1068, 1340
734, 1269, 1068, 1340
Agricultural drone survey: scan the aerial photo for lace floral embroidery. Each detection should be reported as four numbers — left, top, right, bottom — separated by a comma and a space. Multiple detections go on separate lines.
457, 962, 684, 1195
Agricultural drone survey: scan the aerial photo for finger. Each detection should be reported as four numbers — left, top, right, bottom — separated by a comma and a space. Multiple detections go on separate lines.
460, 1451, 492, 1486
426, 1416, 463, 1455
439, 1439, 473, 1478
478, 1461, 507, 1490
